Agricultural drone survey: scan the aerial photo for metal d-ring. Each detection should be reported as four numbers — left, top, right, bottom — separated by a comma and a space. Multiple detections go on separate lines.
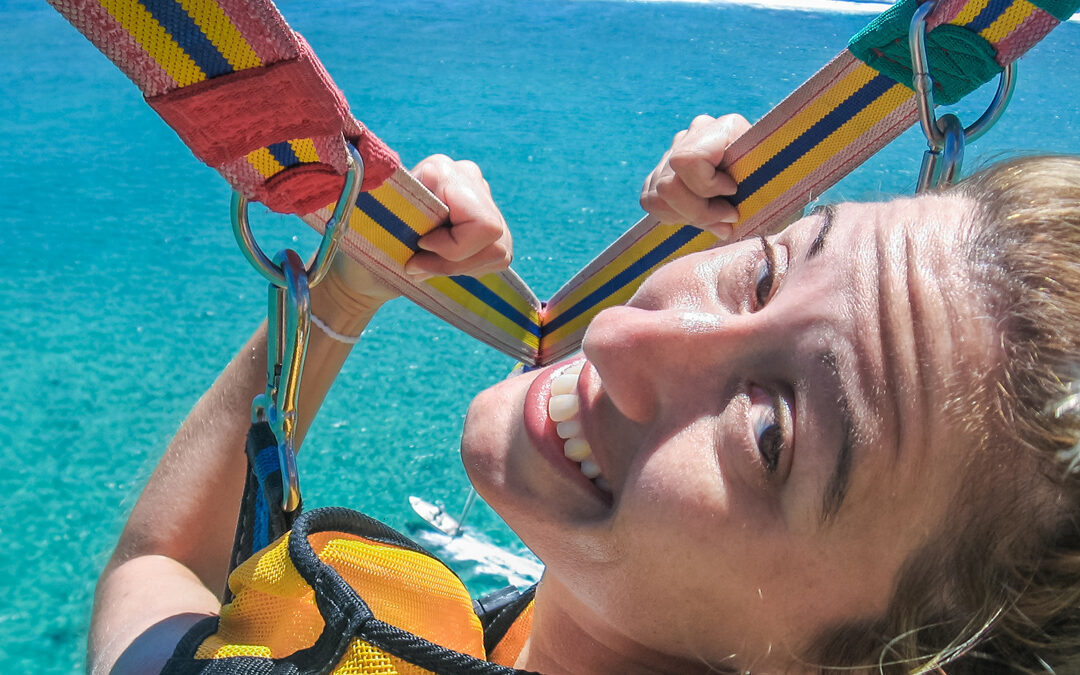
909, 0, 1017, 152
231, 143, 365, 288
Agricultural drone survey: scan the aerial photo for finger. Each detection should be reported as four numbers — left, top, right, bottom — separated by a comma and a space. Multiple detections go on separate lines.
640, 190, 686, 225
655, 174, 739, 228
642, 147, 688, 221
700, 221, 735, 241
641, 147, 674, 200
676, 114, 752, 167
417, 210, 504, 262
405, 238, 513, 278
668, 114, 750, 195
668, 152, 738, 198
413, 159, 507, 262
641, 170, 686, 224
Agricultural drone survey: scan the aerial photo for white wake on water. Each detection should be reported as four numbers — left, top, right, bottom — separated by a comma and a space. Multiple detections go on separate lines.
412, 527, 544, 589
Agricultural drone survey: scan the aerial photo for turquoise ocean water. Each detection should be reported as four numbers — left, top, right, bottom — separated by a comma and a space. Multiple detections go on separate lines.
1, 0, 1078, 670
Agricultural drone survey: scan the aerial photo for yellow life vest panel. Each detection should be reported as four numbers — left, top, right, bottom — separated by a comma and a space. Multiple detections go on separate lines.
162, 507, 537, 674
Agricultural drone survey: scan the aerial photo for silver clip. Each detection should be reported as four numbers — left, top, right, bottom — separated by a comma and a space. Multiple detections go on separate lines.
251, 249, 309, 513
917, 113, 966, 192
909, 0, 1016, 192
233, 141, 365, 513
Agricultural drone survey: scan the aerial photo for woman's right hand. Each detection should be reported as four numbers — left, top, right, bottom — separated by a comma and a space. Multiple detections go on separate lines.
320, 154, 514, 318
640, 113, 751, 240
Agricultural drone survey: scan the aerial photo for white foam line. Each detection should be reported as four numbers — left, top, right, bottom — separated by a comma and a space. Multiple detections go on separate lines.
591, 0, 892, 13
603, 0, 1080, 22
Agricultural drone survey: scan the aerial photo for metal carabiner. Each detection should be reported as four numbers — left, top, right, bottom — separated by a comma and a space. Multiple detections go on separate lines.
251, 249, 309, 513
909, 0, 1016, 191
231, 143, 365, 289
234, 140, 364, 513
916, 113, 966, 192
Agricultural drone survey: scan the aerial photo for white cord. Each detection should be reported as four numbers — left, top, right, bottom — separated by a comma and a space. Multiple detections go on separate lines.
309, 312, 363, 345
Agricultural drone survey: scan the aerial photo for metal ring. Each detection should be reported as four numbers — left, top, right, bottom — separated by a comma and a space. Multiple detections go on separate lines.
909, 0, 1017, 150
231, 143, 365, 289
306, 144, 364, 287
964, 61, 1016, 144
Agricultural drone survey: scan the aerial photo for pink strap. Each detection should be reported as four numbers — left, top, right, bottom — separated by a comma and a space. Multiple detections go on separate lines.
146, 33, 398, 214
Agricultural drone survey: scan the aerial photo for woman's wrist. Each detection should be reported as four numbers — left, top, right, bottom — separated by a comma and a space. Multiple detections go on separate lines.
309, 272, 393, 341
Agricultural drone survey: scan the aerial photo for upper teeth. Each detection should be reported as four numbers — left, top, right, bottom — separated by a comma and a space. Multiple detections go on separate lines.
547, 361, 611, 493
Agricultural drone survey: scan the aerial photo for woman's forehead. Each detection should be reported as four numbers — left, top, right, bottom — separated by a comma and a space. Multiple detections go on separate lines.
776, 194, 995, 528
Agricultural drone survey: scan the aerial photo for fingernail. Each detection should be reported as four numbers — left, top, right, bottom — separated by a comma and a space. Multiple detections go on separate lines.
709, 224, 734, 241
408, 271, 434, 283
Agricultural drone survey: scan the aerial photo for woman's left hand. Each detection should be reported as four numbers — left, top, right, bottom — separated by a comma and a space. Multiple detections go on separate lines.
324, 154, 513, 313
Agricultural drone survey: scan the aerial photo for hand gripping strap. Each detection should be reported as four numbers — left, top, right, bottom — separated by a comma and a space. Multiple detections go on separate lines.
303, 167, 544, 365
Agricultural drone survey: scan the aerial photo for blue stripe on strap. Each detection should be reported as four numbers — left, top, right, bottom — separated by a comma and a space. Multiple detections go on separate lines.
966, 0, 1013, 32
251, 445, 278, 551
449, 276, 541, 338
543, 225, 702, 336
267, 141, 301, 169
354, 192, 422, 251
731, 73, 896, 206
254, 445, 279, 483
253, 487, 269, 551
139, 0, 234, 78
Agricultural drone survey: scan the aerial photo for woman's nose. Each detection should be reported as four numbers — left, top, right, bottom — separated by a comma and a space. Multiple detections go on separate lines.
582, 303, 756, 423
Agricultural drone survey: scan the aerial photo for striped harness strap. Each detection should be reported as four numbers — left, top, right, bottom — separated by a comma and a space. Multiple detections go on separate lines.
49, 0, 1077, 367
539, 0, 1079, 363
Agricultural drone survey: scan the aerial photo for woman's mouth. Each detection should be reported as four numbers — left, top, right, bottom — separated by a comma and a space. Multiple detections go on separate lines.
546, 361, 613, 493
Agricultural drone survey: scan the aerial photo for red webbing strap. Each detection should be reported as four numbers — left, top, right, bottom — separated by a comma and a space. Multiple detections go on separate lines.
47, 0, 400, 214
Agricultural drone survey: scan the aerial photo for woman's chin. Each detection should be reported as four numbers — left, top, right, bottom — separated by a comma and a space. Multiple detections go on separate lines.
460, 374, 531, 504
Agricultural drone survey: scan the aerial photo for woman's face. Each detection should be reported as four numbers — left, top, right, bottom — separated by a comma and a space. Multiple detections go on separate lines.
462, 194, 997, 670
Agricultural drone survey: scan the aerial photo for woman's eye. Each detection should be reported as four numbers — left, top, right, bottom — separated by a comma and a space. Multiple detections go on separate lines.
749, 386, 792, 477
750, 406, 783, 474
754, 256, 774, 309
752, 235, 785, 310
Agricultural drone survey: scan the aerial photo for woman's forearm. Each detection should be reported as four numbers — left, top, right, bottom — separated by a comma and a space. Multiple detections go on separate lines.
87, 276, 387, 674
87, 156, 513, 675
105, 276, 386, 591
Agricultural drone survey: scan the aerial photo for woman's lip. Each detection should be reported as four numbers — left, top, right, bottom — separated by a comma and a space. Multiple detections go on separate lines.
523, 357, 612, 505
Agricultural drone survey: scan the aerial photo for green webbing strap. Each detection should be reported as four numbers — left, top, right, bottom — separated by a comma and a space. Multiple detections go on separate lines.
849, 0, 1001, 104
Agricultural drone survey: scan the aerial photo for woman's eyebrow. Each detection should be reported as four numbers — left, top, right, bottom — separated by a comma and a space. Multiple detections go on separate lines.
820, 350, 856, 524
806, 204, 836, 260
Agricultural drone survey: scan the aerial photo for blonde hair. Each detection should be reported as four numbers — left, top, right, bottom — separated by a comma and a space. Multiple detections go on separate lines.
809, 156, 1080, 674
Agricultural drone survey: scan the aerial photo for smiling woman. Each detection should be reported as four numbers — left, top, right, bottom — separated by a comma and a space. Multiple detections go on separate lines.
465, 181, 993, 672
463, 120, 1080, 673
88, 115, 1080, 674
